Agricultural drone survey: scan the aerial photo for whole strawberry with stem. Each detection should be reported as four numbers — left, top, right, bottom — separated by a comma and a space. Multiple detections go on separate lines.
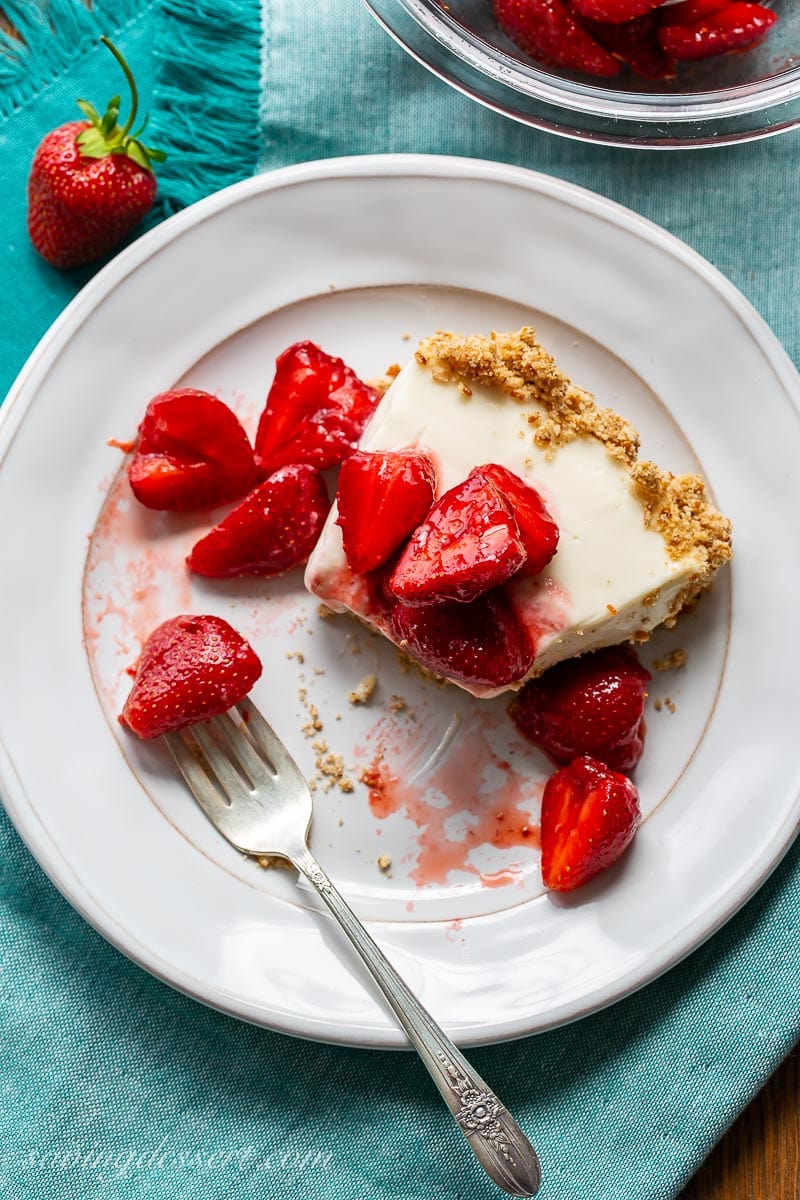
27, 36, 166, 268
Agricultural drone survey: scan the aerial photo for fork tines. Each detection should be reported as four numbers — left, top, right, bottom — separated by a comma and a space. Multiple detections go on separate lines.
163, 701, 302, 849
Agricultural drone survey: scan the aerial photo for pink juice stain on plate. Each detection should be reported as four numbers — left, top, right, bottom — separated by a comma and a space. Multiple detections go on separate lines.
83, 464, 196, 700
83, 453, 315, 708
358, 706, 543, 890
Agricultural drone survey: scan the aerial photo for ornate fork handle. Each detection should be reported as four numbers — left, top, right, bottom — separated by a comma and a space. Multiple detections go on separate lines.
292, 846, 541, 1197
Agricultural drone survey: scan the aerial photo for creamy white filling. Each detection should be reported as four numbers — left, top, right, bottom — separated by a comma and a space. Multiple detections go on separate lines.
305, 359, 703, 696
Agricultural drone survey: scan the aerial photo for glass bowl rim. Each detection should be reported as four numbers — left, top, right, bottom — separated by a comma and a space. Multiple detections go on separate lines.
400, 0, 800, 122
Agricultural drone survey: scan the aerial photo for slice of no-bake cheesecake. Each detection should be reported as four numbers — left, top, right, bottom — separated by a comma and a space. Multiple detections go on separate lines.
305, 328, 732, 698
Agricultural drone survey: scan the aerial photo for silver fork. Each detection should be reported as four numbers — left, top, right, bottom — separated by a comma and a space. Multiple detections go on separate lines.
165, 700, 541, 1197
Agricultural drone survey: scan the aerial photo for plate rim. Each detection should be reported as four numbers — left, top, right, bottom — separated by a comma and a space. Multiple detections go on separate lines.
2, 153, 799, 1048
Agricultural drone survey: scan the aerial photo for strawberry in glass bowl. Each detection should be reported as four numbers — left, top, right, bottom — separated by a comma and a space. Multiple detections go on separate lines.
359, 0, 793, 145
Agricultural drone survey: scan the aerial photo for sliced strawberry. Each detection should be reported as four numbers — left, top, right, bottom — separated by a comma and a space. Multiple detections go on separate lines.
388, 471, 527, 605
658, 0, 777, 59
493, 0, 621, 76
121, 614, 262, 739
585, 11, 677, 76
479, 464, 559, 577
571, 0, 663, 24
255, 342, 381, 473
510, 645, 651, 771
187, 465, 330, 578
540, 755, 641, 891
129, 390, 257, 511
336, 449, 437, 575
389, 589, 534, 689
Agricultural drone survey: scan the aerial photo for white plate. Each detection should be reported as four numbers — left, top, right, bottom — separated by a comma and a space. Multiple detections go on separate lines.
1, 155, 799, 1048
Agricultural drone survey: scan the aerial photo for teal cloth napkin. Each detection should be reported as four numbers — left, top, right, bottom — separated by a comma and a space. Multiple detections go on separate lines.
1, 4, 798, 1198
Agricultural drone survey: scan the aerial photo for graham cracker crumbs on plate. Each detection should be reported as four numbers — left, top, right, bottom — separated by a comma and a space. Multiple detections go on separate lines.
338, 817, 344, 827
313, 667, 326, 676
653, 648, 688, 671
401, 332, 411, 341
665, 697, 677, 713
360, 765, 384, 791
313, 747, 354, 794
388, 695, 407, 714
416, 328, 639, 465
317, 604, 336, 620
386, 363, 402, 378
654, 698, 663, 712
349, 674, 377, 705
286, 650, 305, 663
377, 855, 392, 873
318, 752, 343, 779
255, 854, 293, 871
302, 704, 323, 738
307, 738, 354, 792
607, 604, 618, 616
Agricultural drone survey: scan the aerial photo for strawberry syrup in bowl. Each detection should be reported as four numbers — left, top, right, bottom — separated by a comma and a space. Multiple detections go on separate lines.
362, 0, 799, 145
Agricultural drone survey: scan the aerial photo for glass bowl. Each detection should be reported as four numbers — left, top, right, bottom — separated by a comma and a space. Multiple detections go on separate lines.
362, 0, 800, 146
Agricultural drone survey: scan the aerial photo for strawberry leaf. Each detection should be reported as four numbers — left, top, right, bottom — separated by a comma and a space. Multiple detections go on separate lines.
124, 140, 153, 172
76, 127, 113, 158
100, 97, 121, 135
76, 98, 102, 124
130, 114, 150, 139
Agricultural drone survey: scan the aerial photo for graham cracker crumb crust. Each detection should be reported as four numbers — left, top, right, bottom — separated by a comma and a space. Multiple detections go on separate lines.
416, 327, 639, 466
630, 461, 732, 598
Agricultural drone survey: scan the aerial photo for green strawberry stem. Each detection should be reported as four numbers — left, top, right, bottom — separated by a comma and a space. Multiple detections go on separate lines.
100, 36, 139, 140
75, 37, 166, 173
